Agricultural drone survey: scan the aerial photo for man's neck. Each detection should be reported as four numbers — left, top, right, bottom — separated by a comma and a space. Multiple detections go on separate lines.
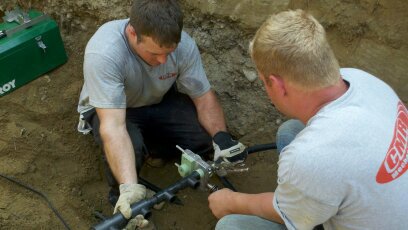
295, 79, 349, 124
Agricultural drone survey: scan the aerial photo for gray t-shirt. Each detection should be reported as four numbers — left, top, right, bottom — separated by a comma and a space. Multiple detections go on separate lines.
273, 68, 408, 230
77, 19, 210, 113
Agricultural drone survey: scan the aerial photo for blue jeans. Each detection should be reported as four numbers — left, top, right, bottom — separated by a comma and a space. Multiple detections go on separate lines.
216, 214, 287, 230
216, 119, 305, 230
276, 119, 305, 154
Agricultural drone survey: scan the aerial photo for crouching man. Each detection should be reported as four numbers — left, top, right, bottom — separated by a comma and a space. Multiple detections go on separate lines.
208, 9, 408, 230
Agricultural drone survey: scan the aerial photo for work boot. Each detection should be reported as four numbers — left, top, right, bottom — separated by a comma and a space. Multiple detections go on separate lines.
145, 156, 165, 168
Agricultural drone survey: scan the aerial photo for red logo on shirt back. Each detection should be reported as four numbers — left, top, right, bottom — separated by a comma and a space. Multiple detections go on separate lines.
376, 101, 408, 184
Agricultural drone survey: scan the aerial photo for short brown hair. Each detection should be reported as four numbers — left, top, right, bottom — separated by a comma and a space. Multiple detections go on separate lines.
129, 0, 183, 47
250, 10, 340, 90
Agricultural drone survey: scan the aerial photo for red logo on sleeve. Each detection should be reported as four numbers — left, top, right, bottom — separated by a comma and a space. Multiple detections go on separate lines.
376, 101, 408, 184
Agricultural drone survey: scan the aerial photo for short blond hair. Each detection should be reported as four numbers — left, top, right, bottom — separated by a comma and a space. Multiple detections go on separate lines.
249, 10, 340, 90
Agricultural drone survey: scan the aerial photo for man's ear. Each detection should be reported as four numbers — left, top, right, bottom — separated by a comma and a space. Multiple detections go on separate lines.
269, 74, 286, 96
128, 24, 135, 35
127, 24, 138, 41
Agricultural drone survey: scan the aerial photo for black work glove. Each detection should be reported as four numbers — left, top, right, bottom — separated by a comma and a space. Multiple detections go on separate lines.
212, 131, 247, 164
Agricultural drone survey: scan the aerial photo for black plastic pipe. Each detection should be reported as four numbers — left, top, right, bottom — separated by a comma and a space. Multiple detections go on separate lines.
247, 143, 277, 154
138, 177, 183, 205
217, 142, 277, 191
92, 143, 277, 229
218, 176, 237, 191
92, 171, 201, 230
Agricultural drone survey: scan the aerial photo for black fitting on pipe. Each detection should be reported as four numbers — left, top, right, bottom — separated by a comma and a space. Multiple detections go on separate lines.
138, 177, 183, 205
92, 171, 201, 230
187, 177, 200, 189
160, 191, 176, 203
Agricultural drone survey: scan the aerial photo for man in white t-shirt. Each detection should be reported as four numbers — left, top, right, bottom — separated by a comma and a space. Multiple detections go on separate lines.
208, 9, 408, 230
77, 0, 247, 227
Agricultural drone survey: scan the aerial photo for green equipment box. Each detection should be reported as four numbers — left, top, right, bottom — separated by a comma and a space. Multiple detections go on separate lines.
0, 9, 68, 97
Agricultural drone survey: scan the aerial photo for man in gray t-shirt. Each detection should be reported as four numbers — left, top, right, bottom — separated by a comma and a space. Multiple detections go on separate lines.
209, 10, 407, 230
76, 0, 247, 226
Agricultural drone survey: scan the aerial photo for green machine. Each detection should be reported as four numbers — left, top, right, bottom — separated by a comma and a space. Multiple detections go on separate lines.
0, 8, 68, 97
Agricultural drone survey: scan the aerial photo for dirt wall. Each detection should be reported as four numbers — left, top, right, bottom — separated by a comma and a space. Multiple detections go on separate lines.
184, 0, 408, 102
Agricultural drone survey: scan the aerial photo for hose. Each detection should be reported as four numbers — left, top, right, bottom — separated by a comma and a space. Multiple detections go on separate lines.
0, 173, 71, 230
218, 176, 237, 191
247, 142, 277, 154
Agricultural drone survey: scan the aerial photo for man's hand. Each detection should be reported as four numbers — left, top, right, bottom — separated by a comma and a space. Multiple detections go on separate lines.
114, 183, 146, 219
213, 131, 247, 164
208, 188, 235, 219
124, 215, 149, 230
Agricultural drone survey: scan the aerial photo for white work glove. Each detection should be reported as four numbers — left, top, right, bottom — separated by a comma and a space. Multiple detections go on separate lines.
114, 183, 148, 228
123, 215, 150, 230
213, 131, 247, 164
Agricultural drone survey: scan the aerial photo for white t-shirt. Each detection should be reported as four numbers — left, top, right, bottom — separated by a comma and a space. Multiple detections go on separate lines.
77, 19, 210, 113
273, 68, 408, 230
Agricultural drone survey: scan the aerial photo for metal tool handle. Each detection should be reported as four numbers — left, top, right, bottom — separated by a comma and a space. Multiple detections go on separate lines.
207, 183, 220, 193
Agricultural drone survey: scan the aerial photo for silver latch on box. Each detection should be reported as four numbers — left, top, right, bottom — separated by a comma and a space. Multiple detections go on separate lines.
35, 36, 47, 53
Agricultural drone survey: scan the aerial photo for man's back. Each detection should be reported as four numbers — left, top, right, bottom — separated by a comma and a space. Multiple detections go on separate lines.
275, 68, 408, 229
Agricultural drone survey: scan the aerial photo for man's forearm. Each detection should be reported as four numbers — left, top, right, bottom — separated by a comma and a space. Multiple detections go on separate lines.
193, 90, 227, 136
100, 126, 138, 184
231, 192, 284, 224
197, 105, 226, 137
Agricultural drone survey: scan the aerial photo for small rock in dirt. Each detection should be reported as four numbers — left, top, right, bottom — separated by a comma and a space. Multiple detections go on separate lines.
20, 128, 26, 136
80, 24, 88, 31
44, 75, 51, 83
242, 69, 258, 82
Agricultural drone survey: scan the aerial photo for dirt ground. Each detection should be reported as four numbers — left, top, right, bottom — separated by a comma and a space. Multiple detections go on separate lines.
0, 0, 407, 229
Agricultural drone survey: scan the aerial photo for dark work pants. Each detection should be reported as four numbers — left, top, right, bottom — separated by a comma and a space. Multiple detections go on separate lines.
82, 88, 213, 192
